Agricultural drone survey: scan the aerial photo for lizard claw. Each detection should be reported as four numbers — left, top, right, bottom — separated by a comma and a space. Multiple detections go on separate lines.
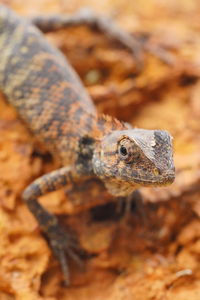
56, 249, 70, 286
45, 220, 84, 285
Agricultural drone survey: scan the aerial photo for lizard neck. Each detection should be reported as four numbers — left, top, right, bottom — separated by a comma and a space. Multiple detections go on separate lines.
76, 112, 130, 144
74, 113, 130, 176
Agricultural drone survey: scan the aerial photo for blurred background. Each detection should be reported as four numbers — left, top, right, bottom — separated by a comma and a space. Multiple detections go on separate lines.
0, 0, 200, 299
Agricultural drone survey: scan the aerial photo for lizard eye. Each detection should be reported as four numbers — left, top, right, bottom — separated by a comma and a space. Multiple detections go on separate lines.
118, 138, 141, 163
119, 145, 128, 157
118, 142, 131, 162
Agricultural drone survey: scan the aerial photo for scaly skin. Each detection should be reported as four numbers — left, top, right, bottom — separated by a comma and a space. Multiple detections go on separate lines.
0, 5, 175, 284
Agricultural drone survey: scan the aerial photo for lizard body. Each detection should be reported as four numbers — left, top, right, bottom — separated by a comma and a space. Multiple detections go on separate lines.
0, 5, 175, 284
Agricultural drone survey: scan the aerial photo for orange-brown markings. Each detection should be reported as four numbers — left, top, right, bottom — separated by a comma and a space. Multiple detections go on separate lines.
0, 6, 176, 286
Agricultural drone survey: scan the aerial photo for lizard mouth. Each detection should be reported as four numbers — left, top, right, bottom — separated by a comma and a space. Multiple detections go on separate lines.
132, 172, 175, 186
105, 171, 175, 197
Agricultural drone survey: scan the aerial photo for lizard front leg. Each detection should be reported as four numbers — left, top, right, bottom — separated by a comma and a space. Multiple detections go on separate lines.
22, 166, 83, 285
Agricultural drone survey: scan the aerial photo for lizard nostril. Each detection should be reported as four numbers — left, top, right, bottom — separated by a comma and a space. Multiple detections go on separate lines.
154, 168, 162, 176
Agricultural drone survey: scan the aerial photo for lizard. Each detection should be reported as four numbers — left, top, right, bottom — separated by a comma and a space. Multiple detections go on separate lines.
0, 5, 175, 284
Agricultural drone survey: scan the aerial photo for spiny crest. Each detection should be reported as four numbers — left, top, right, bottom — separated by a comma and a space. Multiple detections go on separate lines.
97, 114, 130, 134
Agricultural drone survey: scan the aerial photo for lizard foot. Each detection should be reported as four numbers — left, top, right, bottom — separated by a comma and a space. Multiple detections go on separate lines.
44, 220, 85, 286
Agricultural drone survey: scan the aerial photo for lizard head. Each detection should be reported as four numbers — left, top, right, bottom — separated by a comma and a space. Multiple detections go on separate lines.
92, 129, 175, 196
